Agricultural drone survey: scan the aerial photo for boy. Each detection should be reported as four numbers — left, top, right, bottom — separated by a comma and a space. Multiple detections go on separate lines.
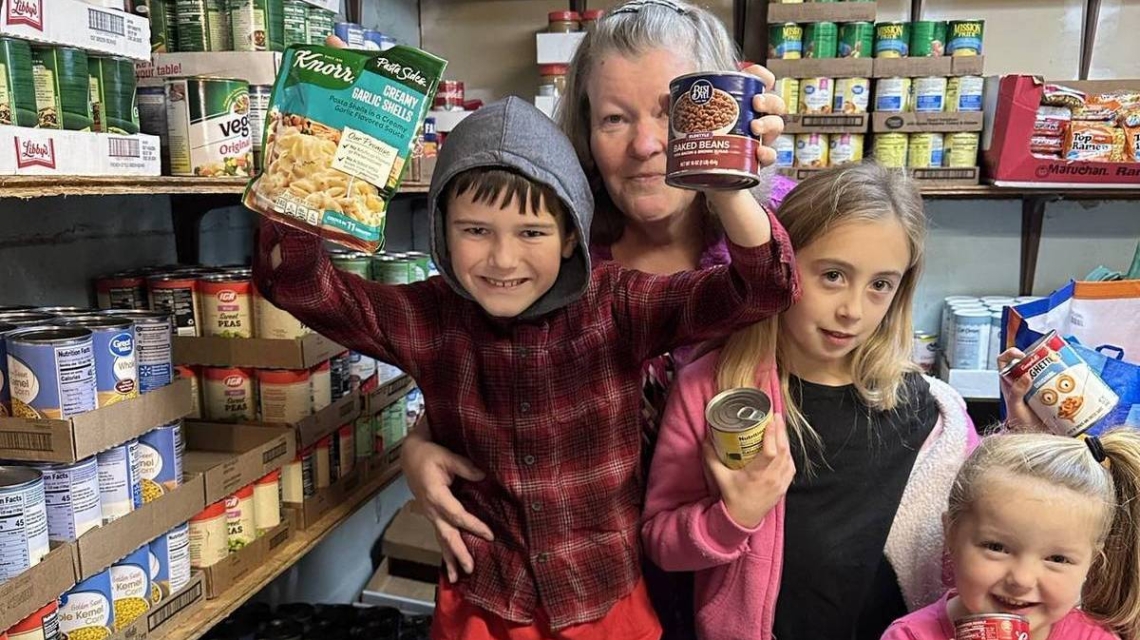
254, 97, 797, 639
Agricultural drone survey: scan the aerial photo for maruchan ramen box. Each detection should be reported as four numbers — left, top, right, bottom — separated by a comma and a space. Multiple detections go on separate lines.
244, 45, 446, 252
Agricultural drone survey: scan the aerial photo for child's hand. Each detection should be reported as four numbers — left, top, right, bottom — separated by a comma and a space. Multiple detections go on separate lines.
325, 35, 347, 48
702, 414, 795, 529
997, 347, 1048, 432
740, 63, 787, 168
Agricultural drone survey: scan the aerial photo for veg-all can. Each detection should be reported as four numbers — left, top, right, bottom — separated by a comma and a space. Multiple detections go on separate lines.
102, 310, 172, 393
52, 316, 138, 407
96, 440, 142, 524
803, 22, 838, 59
89, 56, 139, 134
943, 132, 979, 167
7, 599, 59, 640
838, 22, 873, 58
282, 0, 308, 46
907, 132, 944, 168
946, 20, 984, 56
148, 273, 200, 337
767, 23, 803, 60
200, 273, 253, 338
6, 327, 97, 419
874, 21, 910, 58
225, 484, 257, 550
149, 523, 191, 603
829, 133, 864, 165
204, 366, 257, 421
909, 21, 946, 57
794, 133, 829, 168
189, 501, 228, 568
773, 134, 795, 167
166, 77, 253, 177
229, 0, 283, 52
798, 77, 833, 114
666, 72, 765, 190
133, 0, 176, 53
875, 77, 911, 112
253, 470, 281, 533
173, 365, 201, 419
954, 613, 1029, 640
306, 7, 336, 46
772, 77, 799, 115
705, 388, 772, 469
32, 458, 101, 543
872, 133, 909, 168
0, 38, 39, 127
31, 46, 92, 131
912, 331, 938, 374
0, 467, 50, 582
138, 422, 183, 503
59, 570, 114, 639
249, 84, 271, 172
912, 76, 947, 113
947, 76, 984, 112
110, 545, 151, 631
175, 0, 230, 51
1000, 331, 1118, 437
257, 368, 311, 423
95, 272, 149, 310
402, 252, 431, 282
833, 77, 870, 114
329, 252, 371, 279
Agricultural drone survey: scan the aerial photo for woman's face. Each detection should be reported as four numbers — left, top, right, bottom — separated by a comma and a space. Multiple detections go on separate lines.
587, 49, 698, 228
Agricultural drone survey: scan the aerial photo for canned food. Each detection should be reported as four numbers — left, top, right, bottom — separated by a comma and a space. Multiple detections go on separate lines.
354, 414, 375, 460
794, 133, 829, 168
829, 133, 864, 165
203, 366, 257, 422
666, 72, 765, 190
874, 21, 910, 58
912, 332, 938, 374
772, 77, 799, 115
833, 77, 870, 114
1001, 331, 1119, 436
909, 20, 946, 57
402, 252, 432, 282
952, 308, 991, 369
32, 458, 101, 543
95, 273, 148, 310
189, 501, 228, 568
874, 77, 911, 112
253, 470, 281, 533
96, 440, 142, 524
149, 522, 191, 603
110, 545, 151, 631
6, 327, 97, 419
101, 310, 172, 393
138, 422, 183, 503
282, 0, 308, 47
434, 80, 464, 111
337, 424, 354, 478
705, 388, 773, 469
773, 134, 795, 167
0, 38, 38, 127
137, 84, 168, 170
37, 307, 98, 317
314, 435, 333, 488
954, 613, 1029, 640
943, 132, 979, 167
947, 76, 984, 112
940, 296, 979, 353
59, 570, 114, 639
0, 467, 50, 582
31, 46, 92, 131
348, 351, 376, 387
89, 56, 139, 134
254, 285, 308, 340
946, 20, 984, 56
249, 84, 271, 171
803, 22, 837, 58
907, 132, 944, 168
6, 599, 59, 640
330, 351, 351, 398
371, 255, 411, 285
229, 0, 283, 51
333, 22, 364, 48
225, 484, 257, 550
309, 360, 332, 412
131, 0, 176, 53
767, 23, 803, 60
257, 369, 311, 423
166, 76, 253, 177
798, 77, 833, 114
872, 132, 908, 168
50, 316, 138, 407
200, 273, 253, 338
0, 323, 12, 419
912, 76, 947, 113
0, 312, 53, 327
986, 310, 1003, 371
148, 273, 200, 337
175, 0, 231, 51
306, 7, 336, 45
174, 364, 202, 419
329, 252, 372, 279
838, 22, 873, 58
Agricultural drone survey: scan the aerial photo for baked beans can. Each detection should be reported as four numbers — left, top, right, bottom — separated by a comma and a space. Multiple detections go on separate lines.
947, 75, 984, 112
0, 467, 50, 582
794, 133, 829, 168
138, 422, 183, 503
148, 273, 200, 337
875, 77, 911, 112
52, 316, 138, 407
110, 545, 151, 631
874, 21, 910, 58
803, 22, 838, 59
7, 599, 59, 640
907, 132, 944, 168
203, 366, 257, 422
309, 360, 332, 412
872, 132, 909, 168
1001, 330, 1119, 437
767, 23, 803, 60
166, 76, 253, 177
6, 327, 97, 419
148, 522, 190, 604
798, 77, 833, 115
96, 440, 142, 524
943, 132, 980, 167
253, 471, 281, 534
31, 458, 101, 543
912, 332, 938, 374
95, 272, 149, 310
773, 134, 795, 167
910, 20, 947, 57
225, 484, 257, 550
912, 76, 947, 113
200, 273, 253, 338
257, 368, 312, 423
189, 501, 228, 568
952, 308, 991, 369
954, 613, 1029, 640
946, 20, 984, 56
59, 570, 114, 640
829, 133, 864, 165
101, 310, 172, 393
174, 365, 202, 419
772, 77, 799, 115
435, 80, 464, 111
839, 21, 873, 58
833, 77, 870, 114
705, 388, 772, 469
666, 72, 765, 190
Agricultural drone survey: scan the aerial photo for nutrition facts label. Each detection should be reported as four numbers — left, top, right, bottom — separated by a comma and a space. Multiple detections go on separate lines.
151, 288, 198, 337
54, 342, 97, 417
0, 482, 49, 580
42, 463, 102, 541
135, 323, 172, 392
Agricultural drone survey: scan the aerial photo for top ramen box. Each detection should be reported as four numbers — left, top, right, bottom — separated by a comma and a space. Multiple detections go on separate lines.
243, 44, 446, 252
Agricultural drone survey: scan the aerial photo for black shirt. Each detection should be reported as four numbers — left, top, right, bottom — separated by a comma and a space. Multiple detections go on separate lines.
772, 374, 938, 640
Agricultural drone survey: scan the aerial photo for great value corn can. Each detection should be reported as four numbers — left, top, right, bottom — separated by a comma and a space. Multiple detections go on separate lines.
96, 440, 142, 524
59, 570, 114, 640
6, 327, 97, 419
0, 467, 50, 582
31, 458, 101, 543
110, 545, 151, 631
138, 422, 184, 503
148, 523, 191, 603
51, 315, 138, 407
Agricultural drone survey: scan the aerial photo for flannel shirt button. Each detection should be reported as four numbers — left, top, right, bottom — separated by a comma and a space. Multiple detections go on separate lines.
531, 501, 542, 512
536, 552, 550, 563
523, 454, 536, 466
519, 347, 529, 358
520, 401, 530, 414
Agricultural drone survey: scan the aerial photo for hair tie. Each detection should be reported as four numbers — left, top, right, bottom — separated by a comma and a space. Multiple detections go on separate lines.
611, 0, 690, 16
1085, 435, 1109, 468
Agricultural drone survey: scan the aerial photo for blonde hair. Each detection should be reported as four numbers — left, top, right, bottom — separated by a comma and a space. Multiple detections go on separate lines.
715, 162, 926, 464
947, 429, 1140, 640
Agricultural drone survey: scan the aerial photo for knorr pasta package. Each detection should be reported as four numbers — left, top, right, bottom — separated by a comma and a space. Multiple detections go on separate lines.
244, 45, 446, 252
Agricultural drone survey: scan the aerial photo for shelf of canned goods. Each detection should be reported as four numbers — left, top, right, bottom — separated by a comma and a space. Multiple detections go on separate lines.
0, 176, 431, 198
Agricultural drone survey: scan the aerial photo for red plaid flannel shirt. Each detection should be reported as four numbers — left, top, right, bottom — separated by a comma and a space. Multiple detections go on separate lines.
254, 212, 797, 629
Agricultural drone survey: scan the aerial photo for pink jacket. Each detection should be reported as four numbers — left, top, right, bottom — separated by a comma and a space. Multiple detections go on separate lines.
641, 351, 979, 640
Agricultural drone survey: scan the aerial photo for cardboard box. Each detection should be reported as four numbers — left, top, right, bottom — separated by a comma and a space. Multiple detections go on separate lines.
382, 502, 442, 584
364, 374, 414, 417
136, 52, 283, 86
766, 58, 873, 80
939, 360, 1000, 400
536, 32, 585, 65
909, 166, 981, 185
951, 57, 986, 76
0, 543, 76, 631
1, 0, 150, 61
776, 167, 826, 181
871, 112, 985, 133
783, 113, 869, 134
201, 523, 291, 599
0, 127, 160, 177
284, 466, 365, 530
172, 333, 345, 369
76, 474, 206, 580
0, 379, 191, 463
767, 2, 877, 23
182, 423, 295, 505
428, 109, 473, 134
982, 75, 1140, 187
872, 57, 952, 78
359, 558, 436, 615
112, 573, 206, 640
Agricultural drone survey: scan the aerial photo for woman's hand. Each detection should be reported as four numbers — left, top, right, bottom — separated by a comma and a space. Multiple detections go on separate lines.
702, 414, 795, 529
996, 348, 1048, 432
742, 63, 788, 168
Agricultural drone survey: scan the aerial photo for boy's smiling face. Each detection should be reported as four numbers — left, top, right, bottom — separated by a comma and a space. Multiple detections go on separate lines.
446, 188, 577, 318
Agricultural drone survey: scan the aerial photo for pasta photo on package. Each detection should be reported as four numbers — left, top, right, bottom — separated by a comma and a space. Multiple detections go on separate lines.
244, 45, 446, 252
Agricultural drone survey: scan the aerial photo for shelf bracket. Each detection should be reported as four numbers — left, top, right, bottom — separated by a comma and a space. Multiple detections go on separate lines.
1018, 195, 1051, 297
171, 194, 239, 265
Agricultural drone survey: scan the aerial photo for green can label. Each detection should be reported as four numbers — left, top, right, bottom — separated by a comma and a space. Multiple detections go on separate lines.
282, 0, 308, 47
0, 38, 38, 127
228, 0, 284, 52
306, 7, 335, 46
838, 22, 873, 58
910, 21, 946, 57
176, 0, 230, 52
166, 77, 253, 176
947, 20, 984, 56
31, 47, 92, 131
90, 56, 140, 134
767, 23, 802, 60
803, 22, 837, 59
874, 21, 910, 58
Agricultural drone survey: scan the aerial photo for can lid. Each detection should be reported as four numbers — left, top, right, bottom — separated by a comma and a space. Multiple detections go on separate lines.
539, 64, 568, 76
548, 11, 580, 21
581, 9, 604, 19
100, 309, 171, 322
0, 466, 43, 490
193, 501, 227, 520
53, 315, 133, 330
6, 325, 92, 343
705, 387, 772, 431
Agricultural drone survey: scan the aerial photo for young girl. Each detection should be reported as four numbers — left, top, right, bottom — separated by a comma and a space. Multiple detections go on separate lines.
641, 162, 980, 640
881, 428, 1140, 640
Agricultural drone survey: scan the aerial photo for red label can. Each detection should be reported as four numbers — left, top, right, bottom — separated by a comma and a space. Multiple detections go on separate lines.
954, 614, 1030, 640
666, 72, 764, 191
435, 80, 465, 111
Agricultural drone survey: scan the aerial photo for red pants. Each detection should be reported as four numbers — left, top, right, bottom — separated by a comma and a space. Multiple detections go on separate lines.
430, 577, 662, 640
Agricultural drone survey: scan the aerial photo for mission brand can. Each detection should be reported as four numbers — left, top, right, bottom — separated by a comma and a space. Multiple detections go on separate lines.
946, 20, 984, 56
910, 20, 947, 57
6, 327, 97, 419
872, 132, 908, 168
0, 467, 50, 583
166, 76, 253, 177
51, 315, 138, 407
947, 75, 984, 112
89, 55, 139, 134
0, 37, 38, 127
767, 23, 803, 60
31, 46, 92, 131
954, 613, 1029, 640
803, 22, 837, 59
706, 388, 773, 469
874, 21, 910, 58
838, 22, 873, 58
833, 77, 870, 114
666, 72, 765, 190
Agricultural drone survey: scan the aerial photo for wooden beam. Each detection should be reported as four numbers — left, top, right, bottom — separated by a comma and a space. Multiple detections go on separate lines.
1079, 0, 1102, 80
1019, 196, 1049, 297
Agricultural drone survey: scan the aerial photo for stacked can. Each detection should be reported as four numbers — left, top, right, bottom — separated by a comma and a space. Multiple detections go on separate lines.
872, 20, 984, 58
939, 295, 1040, 370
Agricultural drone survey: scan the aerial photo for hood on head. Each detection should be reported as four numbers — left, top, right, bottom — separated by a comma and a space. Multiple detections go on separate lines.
427, 97, 593, 320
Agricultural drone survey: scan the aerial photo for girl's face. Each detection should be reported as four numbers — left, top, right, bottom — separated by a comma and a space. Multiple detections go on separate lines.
779, 218, 911, 385
946, 472, 1102, 640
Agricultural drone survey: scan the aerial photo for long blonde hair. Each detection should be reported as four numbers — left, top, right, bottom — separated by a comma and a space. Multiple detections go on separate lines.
946, 429, 1140, 640
715, 162, 927, 462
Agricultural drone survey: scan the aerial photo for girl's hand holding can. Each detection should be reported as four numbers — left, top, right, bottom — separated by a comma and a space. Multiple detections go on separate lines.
702, 413, 795, 529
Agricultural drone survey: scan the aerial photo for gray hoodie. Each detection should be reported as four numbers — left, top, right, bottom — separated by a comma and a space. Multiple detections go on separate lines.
426, 97, 593, 320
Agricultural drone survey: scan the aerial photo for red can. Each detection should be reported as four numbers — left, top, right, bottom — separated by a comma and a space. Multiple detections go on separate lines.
954, 614, 1030, 640
95, 272, 149, 311
435, 80, 465, 111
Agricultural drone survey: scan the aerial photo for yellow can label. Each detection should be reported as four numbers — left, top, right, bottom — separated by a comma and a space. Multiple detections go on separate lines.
872, 133, 908, 168
774, 77, 800, 115
944, 132, 980, 167
710, 413, 771, 470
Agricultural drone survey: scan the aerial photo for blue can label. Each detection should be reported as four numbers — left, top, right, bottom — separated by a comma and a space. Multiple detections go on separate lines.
667, 72, 763, 190
96, 440, 143, 524
135, 320, 172, 393
149, 522, 191, 602
60, 570, 114, 638
94, 327, 138, 407
138, 422, 184, 503
8, 333, 97, 419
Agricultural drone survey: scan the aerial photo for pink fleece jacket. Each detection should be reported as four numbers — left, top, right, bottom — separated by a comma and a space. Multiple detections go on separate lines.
642, 350, 980, 640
